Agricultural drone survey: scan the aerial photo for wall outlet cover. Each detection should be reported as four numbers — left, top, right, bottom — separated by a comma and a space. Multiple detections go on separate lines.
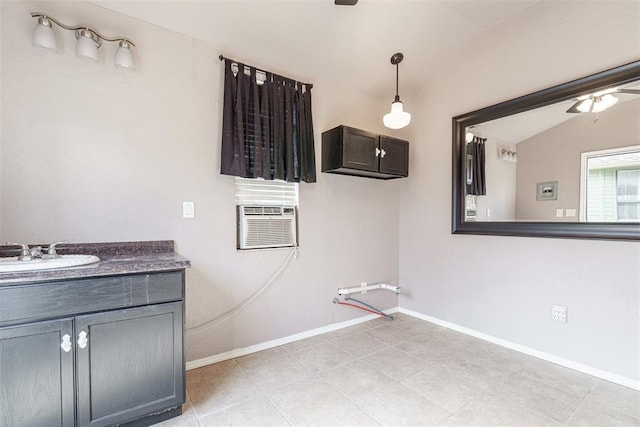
552, 305, 568, 323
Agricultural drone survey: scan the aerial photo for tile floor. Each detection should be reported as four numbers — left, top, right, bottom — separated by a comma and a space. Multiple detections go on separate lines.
159, 314, 640, 426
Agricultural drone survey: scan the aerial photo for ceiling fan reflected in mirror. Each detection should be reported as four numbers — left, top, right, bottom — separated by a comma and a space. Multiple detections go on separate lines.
335, 0, 358, 5
566, 87, 640, 113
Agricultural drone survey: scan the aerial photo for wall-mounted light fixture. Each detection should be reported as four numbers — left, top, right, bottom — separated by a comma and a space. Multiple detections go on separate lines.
31, 12, 135, 70
383, 52, 411, 129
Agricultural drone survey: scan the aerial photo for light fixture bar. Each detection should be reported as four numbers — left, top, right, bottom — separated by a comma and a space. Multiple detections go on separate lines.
30, 12, 135, 46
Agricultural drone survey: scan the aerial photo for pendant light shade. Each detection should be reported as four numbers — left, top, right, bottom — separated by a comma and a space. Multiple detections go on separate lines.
383, 100, 411, 129
76, 29, 99, 61
114, 40, 135, 69
32, 16, 58, 51
383, 52, 411, 129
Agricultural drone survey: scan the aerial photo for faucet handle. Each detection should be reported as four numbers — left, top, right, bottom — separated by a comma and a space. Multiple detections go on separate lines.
47, 241, 69, 256
6, 242, 32, 260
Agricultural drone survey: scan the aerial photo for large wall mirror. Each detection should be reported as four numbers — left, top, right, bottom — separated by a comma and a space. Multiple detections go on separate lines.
452, 60, 640, 240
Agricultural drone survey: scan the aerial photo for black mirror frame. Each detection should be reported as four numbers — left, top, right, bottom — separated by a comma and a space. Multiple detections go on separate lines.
452, 60, 640, 241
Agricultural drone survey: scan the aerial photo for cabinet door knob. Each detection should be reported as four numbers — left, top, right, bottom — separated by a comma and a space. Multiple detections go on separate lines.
61, 334, 72, 353
375, 148, 381, 157
381, 149, 387, 158
77, 330, 88, 349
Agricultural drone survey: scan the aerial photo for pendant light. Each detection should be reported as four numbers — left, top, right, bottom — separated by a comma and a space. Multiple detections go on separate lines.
383, 52, 411, 129
32, 16, 58, 52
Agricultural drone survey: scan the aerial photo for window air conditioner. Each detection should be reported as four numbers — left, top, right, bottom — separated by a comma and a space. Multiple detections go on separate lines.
237, 206, 298, 250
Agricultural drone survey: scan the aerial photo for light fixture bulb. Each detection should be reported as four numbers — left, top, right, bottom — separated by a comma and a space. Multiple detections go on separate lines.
114, 40, 135, 70
32, 17, 57, 52
465, 131, 474, 143
383, 100, 411, 129
592, 94, 618, 113
76, 29, 99, 62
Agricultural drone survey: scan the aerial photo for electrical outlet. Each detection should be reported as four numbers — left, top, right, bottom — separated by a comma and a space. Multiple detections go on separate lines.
182, 201, 195, 218
361, 281, 367, 294
552, 305, 567, 323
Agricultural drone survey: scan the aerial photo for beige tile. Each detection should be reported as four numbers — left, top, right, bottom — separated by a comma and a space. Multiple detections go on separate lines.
324, 320, 382, 340
198, 395, 288, 426
319, 361, 395, 400
290, 342, 355, 373
401, 361, 488, 412
361, 346, 428, 380
491, 371, 585, 423
241, 352, 314, 391
330, 330, 389, 358
351, 382, 451, 426
363, 324, 421, 345
234, 346, 288, 369
388, 315, 443, 335
394, 333, 462, 363
450, 389, 560, 426
308, 406, 381, 426
568, 400, 640, 426
186, 360, 262, 418
445, 350, 512, 388
266, 376, 356, 426
581, 380, 640, 419
518, 357, 598, 397
281, 333, 329, 354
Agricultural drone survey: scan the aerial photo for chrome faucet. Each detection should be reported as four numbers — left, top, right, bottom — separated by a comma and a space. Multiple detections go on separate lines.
6, 242, 34, 261
6, 241, 69, 260
46, 241, 68, 258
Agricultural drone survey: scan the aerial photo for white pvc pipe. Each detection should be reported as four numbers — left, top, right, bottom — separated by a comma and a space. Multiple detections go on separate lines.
337, 282, 400, 296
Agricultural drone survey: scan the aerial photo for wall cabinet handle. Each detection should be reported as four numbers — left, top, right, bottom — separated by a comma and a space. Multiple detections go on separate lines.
61, 334, 72, 353
77, 331, 88, 349
375, 148, 381, 157
381, 149, 387, 158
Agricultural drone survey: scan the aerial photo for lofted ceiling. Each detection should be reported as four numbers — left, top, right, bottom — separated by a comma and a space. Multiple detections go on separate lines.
89, 0, 541, 100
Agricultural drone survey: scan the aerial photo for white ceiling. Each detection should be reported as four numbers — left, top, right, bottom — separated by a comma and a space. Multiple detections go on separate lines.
89, 0, 541, 100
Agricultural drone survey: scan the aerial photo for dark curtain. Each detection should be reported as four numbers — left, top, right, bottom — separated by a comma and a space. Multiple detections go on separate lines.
466, 136, 486, 196
220, 58, 316, 183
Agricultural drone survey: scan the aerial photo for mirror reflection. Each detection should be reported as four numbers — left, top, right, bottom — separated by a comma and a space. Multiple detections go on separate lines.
464, 80, 640, 223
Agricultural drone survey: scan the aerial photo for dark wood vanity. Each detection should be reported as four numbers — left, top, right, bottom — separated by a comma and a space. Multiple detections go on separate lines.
0, 241, 190, 427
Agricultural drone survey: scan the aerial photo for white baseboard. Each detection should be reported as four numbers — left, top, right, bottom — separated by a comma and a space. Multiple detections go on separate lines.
186, 305, 638, 391
186, 307, 399, 371
398, 307, 640, 391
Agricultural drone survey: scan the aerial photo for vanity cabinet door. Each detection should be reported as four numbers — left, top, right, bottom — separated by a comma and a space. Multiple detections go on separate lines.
75, 302, 184, 427
0, 319, 75, 427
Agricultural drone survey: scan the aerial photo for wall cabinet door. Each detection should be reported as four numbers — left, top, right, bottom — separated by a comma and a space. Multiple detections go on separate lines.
379, 135, 409, 177
75, 302, 184, 427
0, 319, 75, 427
341, 127, 379, 171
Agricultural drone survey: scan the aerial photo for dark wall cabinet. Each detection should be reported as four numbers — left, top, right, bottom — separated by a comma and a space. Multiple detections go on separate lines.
0, 271, 185, 427
322, 125, 409, 180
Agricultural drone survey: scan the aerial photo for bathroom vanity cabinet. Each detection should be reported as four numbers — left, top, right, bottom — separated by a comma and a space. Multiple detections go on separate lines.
321, 125, 409, 179
0, 270, 185, 427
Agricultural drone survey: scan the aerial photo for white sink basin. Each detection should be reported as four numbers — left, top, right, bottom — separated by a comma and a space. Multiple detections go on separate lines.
0, 254, 100, 273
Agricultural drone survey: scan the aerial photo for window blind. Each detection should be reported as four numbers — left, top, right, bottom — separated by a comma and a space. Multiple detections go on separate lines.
235, 177, 298, 207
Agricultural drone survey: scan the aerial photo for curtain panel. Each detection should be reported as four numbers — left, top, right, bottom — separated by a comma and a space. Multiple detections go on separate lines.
466, 136, 486, 196
220, 58, 316, 183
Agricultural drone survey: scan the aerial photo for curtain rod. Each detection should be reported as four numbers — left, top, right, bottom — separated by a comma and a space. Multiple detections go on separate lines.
218, 55, 313, 89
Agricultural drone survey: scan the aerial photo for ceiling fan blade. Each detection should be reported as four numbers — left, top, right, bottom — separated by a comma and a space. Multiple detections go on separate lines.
335, 0, 358, 5
566, 101, 582, 113
616, 89, 640, 94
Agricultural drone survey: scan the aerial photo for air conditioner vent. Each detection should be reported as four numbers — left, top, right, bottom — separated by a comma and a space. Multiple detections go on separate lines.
238, 205, 298, 250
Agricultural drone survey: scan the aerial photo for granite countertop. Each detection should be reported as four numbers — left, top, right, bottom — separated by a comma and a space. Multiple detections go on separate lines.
0, 241, 190, 285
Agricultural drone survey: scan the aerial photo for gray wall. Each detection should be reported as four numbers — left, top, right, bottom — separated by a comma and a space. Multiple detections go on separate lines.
1, 0, 403, 362
516, 99, 640, 221
399, 0, 640, 385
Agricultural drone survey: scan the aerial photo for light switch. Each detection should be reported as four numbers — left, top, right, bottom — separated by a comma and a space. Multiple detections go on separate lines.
555, 208, 564, 217
565, 208, 576, 217
182, 201, 195, 218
